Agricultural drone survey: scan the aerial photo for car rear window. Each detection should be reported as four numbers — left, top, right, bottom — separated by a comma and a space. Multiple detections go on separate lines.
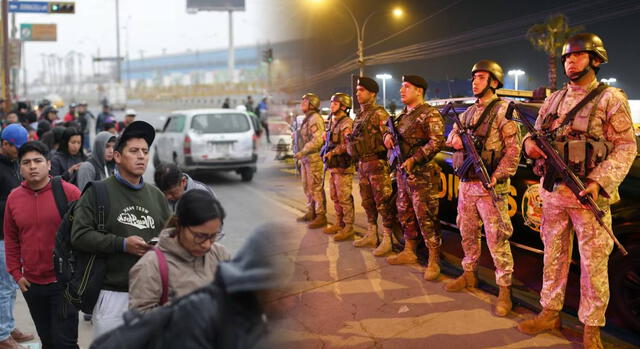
190, 113, 250, 133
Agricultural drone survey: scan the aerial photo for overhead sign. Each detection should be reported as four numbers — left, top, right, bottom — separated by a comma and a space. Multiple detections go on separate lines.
186, 0, 245, 11
8, 1, 49, 13
20, 24, 57, 41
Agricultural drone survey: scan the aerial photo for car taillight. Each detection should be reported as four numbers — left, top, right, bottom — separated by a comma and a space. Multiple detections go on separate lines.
252, 133, 258, 151
184, 135, 191, 155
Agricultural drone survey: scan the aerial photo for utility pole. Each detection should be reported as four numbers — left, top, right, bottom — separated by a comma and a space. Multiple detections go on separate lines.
2, 0, 10, 113
115, 0, 121, 83
228, 10, 234, 82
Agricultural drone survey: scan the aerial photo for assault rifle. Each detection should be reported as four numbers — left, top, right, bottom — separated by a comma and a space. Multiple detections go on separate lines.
320, 114, 335, 187
386, 115, 407, 177
291, 118, 300, 176
505, 102, 628, 256
441, 102, 508, 231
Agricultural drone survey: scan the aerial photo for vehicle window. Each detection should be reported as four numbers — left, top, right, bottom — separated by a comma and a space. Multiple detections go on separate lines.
269, 122, 291, 135
165, 115, 186, 133
191, 113, 250, 133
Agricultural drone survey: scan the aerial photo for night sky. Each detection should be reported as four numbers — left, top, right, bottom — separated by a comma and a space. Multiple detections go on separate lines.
297, 0, 640, 100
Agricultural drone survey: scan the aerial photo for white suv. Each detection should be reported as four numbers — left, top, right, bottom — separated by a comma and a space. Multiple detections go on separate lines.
155, 108, 258, 181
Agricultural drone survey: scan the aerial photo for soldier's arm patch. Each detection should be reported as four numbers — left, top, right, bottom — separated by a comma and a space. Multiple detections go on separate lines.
310, 124, 319, 133
501, 121, 518, 138
427, 115, 444, 136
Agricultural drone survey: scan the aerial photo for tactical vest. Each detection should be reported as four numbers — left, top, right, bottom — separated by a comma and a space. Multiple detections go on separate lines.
348, 104, 388, 160
300, 111, 321, 149
397, 104, 434, 159
540, 83, 613, 179
454, 99, 503, 180
327, 115, 353, 169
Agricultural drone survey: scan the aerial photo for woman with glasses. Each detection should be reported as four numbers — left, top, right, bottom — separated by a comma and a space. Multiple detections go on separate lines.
128, 189, 231, 313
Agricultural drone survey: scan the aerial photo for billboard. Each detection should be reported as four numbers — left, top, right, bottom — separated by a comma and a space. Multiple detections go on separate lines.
186, 0, 245, 11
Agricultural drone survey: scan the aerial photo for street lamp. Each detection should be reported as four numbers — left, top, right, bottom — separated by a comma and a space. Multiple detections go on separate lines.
601, 77, 617, 85
376, 74, 392, 109
507, 69, 525, 90
310, 1, 403, 76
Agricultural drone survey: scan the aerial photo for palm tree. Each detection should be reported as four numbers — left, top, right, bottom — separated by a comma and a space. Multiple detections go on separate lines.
526, 14, 583, 90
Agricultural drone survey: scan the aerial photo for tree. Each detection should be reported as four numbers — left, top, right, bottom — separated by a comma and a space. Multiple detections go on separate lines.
526, 14, 583, 90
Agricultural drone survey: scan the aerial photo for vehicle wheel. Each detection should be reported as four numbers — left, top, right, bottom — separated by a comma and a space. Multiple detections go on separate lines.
609, 242, 640, 333
240, 168, 254, 182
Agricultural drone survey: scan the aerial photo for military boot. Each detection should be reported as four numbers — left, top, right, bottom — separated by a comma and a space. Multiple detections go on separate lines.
443, 271, 477, 292
296, 210, 315, 222
423, 247, 441, 281
307, 214, 327, 229
372, 227, 393, 256
583, 326, 603, 349
386, 239, 418, 265
333, 225, 354, 241
516, 308, 561, 335
323, 224, 341, 235
494, 286, 512, 317
353, 223, 378, 248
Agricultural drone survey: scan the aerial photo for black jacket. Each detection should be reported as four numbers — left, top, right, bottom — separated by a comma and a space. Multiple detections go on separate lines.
0, 153, 21, 240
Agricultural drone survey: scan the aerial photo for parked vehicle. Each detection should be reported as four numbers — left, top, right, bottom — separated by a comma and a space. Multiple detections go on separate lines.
154, 108, 258, 182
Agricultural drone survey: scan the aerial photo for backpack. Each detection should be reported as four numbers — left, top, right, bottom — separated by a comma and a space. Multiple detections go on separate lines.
52, 177, 109, 314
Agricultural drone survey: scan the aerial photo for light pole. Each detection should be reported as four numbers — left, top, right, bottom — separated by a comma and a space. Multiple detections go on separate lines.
375, 73, 391, 109
508, 69, 525, 90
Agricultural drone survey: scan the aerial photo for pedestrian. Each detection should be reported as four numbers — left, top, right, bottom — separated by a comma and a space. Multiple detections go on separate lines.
76, 131, 116, 191
40, 127, 66, 158
293, 93, 327, 229
63, 103, 77, 123
444, 61, 521, 317
383, 75, 445, 280
129, 189, 231, 313
222, 98, 230, 109
77, 102, 94, 151
50, 127, 87, 184
257, 97, 270, 143
71, 121, 171, 339
153, 162, 217, 212
245, 95, 255, 114
0, 124, 35, 349
4, 141, 81, 349
347, 77, 396, 254
322, 93, 356, 241
1, 111, 19, 129
95, 104, 113, 134
517, 33, 637, 348
37, 107, 59, 139
116, 109, 136, 134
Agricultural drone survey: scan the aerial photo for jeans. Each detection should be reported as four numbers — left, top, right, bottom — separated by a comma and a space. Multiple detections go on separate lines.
0, 240, 17, 341
22, 282, 79, 349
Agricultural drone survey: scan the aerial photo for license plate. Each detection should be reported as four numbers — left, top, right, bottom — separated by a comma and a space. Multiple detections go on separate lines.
209, 142, 232, 155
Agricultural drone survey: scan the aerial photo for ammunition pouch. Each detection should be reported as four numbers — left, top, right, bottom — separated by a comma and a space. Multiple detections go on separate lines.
327, 153, 353, 169
453, 148, 502, 181
542, 138, 613, 191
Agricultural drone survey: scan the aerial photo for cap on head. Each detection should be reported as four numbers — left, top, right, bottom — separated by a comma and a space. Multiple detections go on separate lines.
114, 120, 155, 151
561, 33, 608, 64
125, 108, 137, 116
471, 60, 504, 88
402, 75, 428, 95
1, 124, 29, 149
357, 77, 379, 93
301, 93, 321, 110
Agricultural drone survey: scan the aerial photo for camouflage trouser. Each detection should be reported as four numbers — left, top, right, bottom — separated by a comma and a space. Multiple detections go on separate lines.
457, 181, 514, 286
539, 198, 614, 327
301, 157, 325, 215
357, 159, 394, 228
396, 169, 441, 248
328, 170, 354, 226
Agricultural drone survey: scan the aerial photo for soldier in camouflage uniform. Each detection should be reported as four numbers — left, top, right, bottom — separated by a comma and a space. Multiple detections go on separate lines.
294, 93, 327, 229
323, 93, 356, 241
517, 34, 636, 349
444, 61, 521, 317
383, 75, 445, 281
346, 77, 395, 255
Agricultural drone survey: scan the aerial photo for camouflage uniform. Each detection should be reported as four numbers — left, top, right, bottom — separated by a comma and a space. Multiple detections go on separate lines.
446, 95, 521, 286
327, 113, 355, 228
533, 79, 636, 326
347, 102, 395, 229
299, 110, 326, 217
394, 103, 445, 248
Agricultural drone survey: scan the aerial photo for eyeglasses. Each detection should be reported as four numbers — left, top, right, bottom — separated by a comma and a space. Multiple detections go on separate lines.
186, 226, 224, 244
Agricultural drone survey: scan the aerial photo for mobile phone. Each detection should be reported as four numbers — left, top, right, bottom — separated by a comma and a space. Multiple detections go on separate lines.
147, 237, 159, 246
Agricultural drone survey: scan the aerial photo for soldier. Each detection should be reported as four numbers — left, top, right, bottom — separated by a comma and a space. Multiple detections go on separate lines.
347, 77, 395, 255
517, 33, 636, 349
383, 75, 445, 281
294, 93, 327, 229
443, 61, 521, 317
322, 93, 356, 241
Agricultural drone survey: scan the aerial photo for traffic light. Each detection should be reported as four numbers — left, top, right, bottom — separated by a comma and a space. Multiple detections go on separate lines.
49, 2, 75, 14
262, 48, 273, 63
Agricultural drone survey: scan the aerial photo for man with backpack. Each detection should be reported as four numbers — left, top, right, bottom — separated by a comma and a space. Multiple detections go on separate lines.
76, 131, 116, 191
3, 141, 81, 349
71, 121, 170, 339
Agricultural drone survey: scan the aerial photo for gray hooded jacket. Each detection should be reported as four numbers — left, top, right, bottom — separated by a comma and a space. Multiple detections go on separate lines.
77, 131, 116, 191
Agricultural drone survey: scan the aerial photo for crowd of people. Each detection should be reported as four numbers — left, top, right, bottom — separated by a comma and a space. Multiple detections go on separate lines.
292, 33, 636, 349
0, 98, 278, 348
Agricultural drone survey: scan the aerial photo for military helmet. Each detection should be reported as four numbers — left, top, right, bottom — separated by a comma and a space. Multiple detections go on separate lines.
302, 93, 321, 110
471, 60, 504, 89
330, 92, 352, 109
561, 33, 608, 64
